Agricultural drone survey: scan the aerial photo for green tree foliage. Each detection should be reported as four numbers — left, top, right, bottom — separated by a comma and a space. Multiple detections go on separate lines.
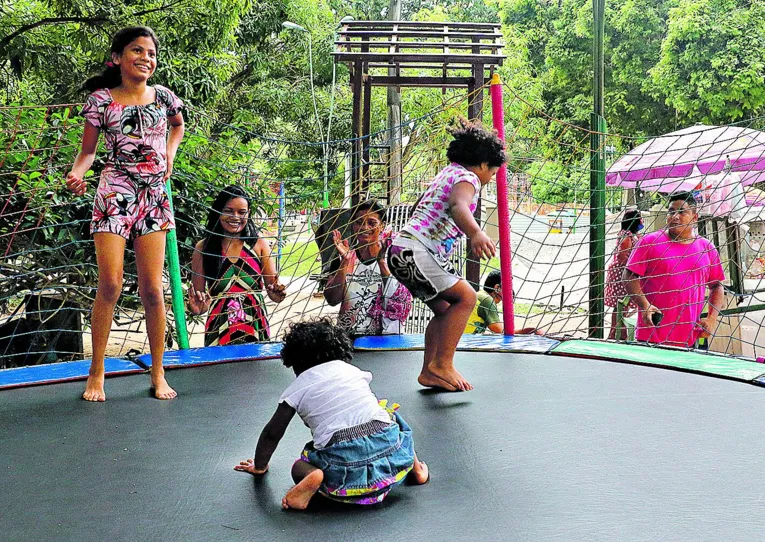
1, 0, 253, 105
3, 0, 765, 212
529, 160, 585, 204
651, 0, 765, 123
502, 0, 679, 141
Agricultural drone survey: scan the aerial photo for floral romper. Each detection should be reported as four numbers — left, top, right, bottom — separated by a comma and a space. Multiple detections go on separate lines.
81, 85, 183, 240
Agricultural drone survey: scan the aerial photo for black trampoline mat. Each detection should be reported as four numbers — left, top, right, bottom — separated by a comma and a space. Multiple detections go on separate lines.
3, 351, 764, 541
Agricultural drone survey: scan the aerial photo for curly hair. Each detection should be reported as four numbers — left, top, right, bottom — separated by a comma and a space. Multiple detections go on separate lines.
281, 318, 354, 374
446, 117, 506, 168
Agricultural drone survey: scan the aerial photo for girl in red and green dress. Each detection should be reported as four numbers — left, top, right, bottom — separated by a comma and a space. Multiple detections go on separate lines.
189, 186, 286, 346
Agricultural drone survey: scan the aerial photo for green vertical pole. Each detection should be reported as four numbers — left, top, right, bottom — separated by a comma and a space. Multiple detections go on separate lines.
164, 180, 190, 350
589, 0, 606, 338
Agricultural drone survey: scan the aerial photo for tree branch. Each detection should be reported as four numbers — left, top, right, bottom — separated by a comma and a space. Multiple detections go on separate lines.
0, 0, 190, 50
227, 64, 254, 87
130, 0, 190, 19
1, 17, 109, 49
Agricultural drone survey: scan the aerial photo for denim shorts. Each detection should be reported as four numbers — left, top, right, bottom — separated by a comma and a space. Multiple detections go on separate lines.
298, 411, 415, 505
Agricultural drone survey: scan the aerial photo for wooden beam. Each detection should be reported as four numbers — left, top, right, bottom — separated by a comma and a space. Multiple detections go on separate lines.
338, 30, 501, 39
342, 21, 500, 29
334, 41, 503, 49
351, 60, 363, 206
465, 64, 485, 290
387, 2, 402, 205
361, 74, 373, 200
367, 75, 486, 87
366, 63, 495, 70
332, 52, 505, 64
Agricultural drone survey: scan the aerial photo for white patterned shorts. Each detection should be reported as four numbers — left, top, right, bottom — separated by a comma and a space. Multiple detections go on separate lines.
387, 234, 460, 302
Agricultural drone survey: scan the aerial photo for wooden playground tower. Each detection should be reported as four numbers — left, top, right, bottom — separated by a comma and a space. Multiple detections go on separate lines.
332, 20, 505, 285
332, 20, 505, 205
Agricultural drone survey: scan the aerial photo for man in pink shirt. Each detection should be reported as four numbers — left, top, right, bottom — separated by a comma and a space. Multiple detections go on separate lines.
624, 192, 725, 347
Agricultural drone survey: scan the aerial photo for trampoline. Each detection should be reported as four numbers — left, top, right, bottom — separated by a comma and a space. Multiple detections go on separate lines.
3, 338, 765, 541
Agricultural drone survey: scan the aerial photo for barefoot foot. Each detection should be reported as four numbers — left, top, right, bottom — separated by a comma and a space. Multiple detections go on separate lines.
151, 372, 177, 400
82, 372, 106, 402
419, 365, 473, 391
447, 367, 473, 391
418, 371, 457, 391
409, 459, 429, 485
282, 469, 324, 510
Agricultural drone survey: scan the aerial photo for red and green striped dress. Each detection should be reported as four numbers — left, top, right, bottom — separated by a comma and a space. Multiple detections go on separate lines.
204, 242, 270, 346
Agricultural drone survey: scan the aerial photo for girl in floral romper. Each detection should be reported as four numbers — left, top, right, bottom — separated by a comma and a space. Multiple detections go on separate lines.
66, 26, 185, 401
387, 119, 506, 391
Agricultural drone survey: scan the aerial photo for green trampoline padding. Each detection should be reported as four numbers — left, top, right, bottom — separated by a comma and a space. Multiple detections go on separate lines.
552, 340, 765, 383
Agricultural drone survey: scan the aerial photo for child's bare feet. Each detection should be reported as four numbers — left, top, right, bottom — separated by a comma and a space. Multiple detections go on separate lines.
450, 367, 473, 391
282, 469, 324, 510
409, 458, 429, 485
418, 371, 457, 391
418, 365, 473, 391
82, 371, 106, 402
151, 370, 177, 400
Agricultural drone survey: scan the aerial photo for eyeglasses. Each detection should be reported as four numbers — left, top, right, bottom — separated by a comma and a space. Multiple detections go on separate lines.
666, 208, 694, 217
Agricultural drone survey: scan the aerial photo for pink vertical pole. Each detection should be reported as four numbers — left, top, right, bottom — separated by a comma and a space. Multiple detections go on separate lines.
490, 73, 514, 335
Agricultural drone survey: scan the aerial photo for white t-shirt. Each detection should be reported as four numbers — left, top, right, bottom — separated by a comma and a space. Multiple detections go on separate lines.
340, 257, 406, 336
279, 360, 391, 449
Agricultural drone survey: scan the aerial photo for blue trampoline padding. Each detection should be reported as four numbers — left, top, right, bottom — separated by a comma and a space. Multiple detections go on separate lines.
0, 358, 142, 390
141, 342, 283, 368
353, 333, 560, 354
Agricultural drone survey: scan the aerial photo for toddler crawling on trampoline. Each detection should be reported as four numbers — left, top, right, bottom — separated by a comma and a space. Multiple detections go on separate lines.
234, 319, 429, 509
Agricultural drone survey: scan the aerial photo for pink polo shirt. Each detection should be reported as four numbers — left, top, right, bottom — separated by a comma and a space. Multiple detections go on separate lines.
626, 230, 725, 347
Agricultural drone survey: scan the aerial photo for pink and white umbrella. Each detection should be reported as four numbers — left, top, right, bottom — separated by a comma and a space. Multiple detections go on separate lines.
607, 124, 765, 192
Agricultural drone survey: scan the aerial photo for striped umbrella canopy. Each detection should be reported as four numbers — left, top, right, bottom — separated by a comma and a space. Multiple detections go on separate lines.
607, 124, 765, 192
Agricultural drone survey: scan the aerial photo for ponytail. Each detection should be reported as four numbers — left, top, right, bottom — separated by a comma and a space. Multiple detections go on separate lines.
83, 64, 122, 92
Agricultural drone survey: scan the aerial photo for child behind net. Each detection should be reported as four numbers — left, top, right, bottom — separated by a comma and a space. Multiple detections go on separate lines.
234, 318, 429, 509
